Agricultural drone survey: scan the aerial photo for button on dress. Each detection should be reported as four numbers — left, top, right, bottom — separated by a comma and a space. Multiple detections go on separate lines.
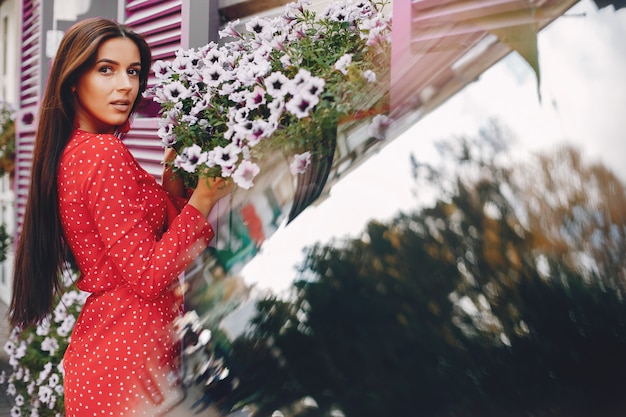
58, 130, 214, 416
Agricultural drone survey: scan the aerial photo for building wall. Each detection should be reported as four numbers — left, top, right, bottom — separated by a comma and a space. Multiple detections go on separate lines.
0, 0, 20, 305
0, 0, 20, 102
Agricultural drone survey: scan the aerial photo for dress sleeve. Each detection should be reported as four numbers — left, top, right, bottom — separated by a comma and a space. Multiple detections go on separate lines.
79, 135, 214, 299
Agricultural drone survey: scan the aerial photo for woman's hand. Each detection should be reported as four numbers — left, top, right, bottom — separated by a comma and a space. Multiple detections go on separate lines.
188, 175, 234, 218
162, 148, 185, 197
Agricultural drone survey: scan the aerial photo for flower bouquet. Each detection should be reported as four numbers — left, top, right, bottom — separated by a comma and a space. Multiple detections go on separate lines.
150, 0, 391, 221
1, 269, 87, 417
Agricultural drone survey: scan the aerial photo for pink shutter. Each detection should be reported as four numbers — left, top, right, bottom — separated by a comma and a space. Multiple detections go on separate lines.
14, 0, 42, 232
122, 0, 184, 180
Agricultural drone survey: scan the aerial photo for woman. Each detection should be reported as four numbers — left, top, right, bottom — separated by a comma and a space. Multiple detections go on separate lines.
9, 18, 231, 416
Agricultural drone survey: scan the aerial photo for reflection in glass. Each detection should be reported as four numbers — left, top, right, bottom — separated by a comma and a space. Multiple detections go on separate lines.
179, 1, 626, 416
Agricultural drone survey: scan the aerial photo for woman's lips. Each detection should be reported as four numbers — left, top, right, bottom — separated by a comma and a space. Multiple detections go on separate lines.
110, 101, 131, 112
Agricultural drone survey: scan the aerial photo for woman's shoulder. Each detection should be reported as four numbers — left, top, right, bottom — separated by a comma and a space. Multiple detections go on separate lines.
64, 130, 132, 160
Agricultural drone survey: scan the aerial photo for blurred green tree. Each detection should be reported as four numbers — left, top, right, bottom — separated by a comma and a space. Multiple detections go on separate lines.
222, 120, 626, 417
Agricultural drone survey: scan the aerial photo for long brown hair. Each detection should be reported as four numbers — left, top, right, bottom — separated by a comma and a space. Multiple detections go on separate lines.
10, 18, 152, 328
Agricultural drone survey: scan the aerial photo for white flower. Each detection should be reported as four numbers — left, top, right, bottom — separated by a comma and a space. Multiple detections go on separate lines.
290, 151, 312, 175
181, 114, 199, 125
286, 92, 320, 119
61, 267, 77, 287
363, 69, 376, 83
202, 63, 227, 87
219, 18, 241, 39
56, 314, 76, 338
368, 114, 392, 140
302, 76, 325, 98
48, 373, 60, 388
37, 363, 53, 385
279, 54, 292, 69
37, 385, 53, 406
247, 119, 275, 146
15, 394, 24, 406
152, 60, 172, 79
232, 160, 260, 189
9, 356, 19, 367
245, 85, 267, 109
219, 79, 241, 96
265, 72, 290, 98
246, 16, 270, 37
41, 337, 60, 356
4, 340, 15, 356
9, 405, 20, 417
211, 144, 241, 172
14, 341, 27, 359
171, 54, 196, 77
158, 124, 177, 147
35, 319, 51, 337
267, 97, 285, 124
202, 44, 223, 65
175, 144, 209, 174
289, 68, 313, 94
54, 383, 64, 395
163, 80, 192, 102
334, 53, 352, 75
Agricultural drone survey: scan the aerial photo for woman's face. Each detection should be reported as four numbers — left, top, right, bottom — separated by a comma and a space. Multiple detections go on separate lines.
74, 37, 142, 134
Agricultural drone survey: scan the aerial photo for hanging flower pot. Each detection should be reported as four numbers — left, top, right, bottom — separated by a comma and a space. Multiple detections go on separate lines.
287, 115, 338, 223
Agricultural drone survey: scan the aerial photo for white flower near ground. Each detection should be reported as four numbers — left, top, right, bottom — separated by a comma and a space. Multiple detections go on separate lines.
56, 314, 76, 338
41, 337, 60, 356
14, 342, 27, 359
35, 319, 51, 337
37, 385, 53, 406
4, 340, 15, 356
36, 363, 53, 386
48, 373, 60, 388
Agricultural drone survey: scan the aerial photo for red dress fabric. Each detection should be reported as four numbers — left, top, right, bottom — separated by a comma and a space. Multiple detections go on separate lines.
58, 130, 213, 416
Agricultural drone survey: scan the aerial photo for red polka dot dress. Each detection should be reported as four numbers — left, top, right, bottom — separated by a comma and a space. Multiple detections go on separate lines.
58, 130, 214, 416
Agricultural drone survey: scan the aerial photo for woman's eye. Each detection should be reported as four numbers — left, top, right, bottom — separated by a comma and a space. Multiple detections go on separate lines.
128, 68, 140, 77
98, 66, 113, 74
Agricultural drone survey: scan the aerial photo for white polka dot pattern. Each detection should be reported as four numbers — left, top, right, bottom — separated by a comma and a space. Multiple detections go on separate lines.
57, 130, 214, 416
